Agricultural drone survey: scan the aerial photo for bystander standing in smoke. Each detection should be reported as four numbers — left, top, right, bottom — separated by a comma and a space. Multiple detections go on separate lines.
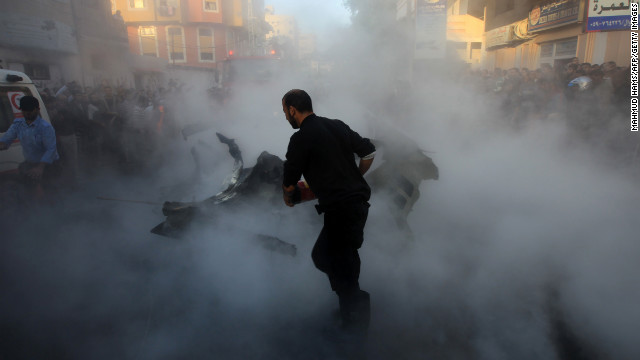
113, 10, 124, 24
500, 68, 522, 124
580, 62, 592, 75
589, 69, 612, 108
120, 93, 154, 168
281, 89, 376, 334
50, 94, 79, 183
563, 63, 579, 84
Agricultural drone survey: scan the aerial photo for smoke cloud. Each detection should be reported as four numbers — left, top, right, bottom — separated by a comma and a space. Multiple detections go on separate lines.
1, 7, 639, 360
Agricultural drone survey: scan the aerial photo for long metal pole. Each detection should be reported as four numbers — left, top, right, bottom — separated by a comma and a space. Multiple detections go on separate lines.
69, 0, 87, 88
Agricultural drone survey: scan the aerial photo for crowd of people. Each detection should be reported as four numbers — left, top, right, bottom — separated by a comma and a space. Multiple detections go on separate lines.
38, 80, 188, 184
461, 58, 630, 123
457, 58, 635, 164
3, 57, 636, 203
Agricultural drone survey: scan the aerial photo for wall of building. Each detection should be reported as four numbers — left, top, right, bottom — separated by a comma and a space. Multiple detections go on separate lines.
222, 0, 244, 26
486, 29, 631, 71
485, 0, 535, 30
185, 0, 223, 23
7, 0, 75, 25
265, 12, 297, 41
483, 0, 631, 71
0, 0, 137, 89
114, 0, 157, 22
447, 14, 485, 66
127, 23, 226, 69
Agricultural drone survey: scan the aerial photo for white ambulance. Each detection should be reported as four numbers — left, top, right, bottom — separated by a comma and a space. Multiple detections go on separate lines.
0, 69, 51, 175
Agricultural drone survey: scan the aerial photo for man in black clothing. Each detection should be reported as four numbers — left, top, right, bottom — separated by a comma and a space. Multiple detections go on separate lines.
281, 89, 376, 332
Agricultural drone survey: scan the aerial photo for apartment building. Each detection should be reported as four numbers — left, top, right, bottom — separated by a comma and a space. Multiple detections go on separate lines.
115, 0, 266, 71
396, 0, 486, 67
114, 0, 227, 70
0, 0, 132, 90
222, 0, 268, 56
264, 5, 298, 59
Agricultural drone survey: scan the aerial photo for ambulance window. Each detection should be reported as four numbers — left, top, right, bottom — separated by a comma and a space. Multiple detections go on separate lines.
0, 86, 33, 133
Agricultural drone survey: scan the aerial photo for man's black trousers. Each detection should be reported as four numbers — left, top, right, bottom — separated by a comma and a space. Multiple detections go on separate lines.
311, 201, 369, 296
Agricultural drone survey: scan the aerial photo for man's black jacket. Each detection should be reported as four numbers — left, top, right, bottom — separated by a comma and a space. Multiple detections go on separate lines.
283, 114, 375, 207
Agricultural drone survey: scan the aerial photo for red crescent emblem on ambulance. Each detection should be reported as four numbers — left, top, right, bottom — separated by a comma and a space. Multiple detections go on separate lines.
10, 93, 22, 109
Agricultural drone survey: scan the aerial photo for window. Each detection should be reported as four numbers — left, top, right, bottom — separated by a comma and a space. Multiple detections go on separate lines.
539, 38, 577, 59
129, 0, 146, 9
158, 0, 177, 16
555, 39, 577, 57
139, 26, 158, 57
470, 42, 482, 59
540, 43, 554, 58
198, 28, 215, 62
203, 0, 218, 12
23, 64, 50, 80
538, 38, 577, 68
167, 27, 185, 62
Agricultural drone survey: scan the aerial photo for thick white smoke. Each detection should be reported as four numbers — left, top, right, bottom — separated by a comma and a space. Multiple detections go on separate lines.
1, 6, 639, 360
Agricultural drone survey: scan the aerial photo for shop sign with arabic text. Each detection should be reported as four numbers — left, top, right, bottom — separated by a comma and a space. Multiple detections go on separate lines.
486, 25, 514, 48
528, 0, 583, 33
587, 0, 637, 31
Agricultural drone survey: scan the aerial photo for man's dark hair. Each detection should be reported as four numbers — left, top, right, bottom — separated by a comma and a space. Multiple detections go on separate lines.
19, 95, 39, 111
283, 89, 313, 113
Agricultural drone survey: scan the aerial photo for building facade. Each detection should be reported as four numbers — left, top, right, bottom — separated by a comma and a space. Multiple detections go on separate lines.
396, 0, 486, 68
0, 0, 133, 90
222, 0, 268, 57
115, 0, 267, 64
114, 0, 227, 69
264, 5, 298, 59
484, 0, 632, 70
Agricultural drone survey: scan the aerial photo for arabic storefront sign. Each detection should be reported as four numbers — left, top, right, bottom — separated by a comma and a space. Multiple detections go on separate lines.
486, 25, 514, 49
529, 0, 583, 33
415, 0, 447, 60
587, 0, 638, 31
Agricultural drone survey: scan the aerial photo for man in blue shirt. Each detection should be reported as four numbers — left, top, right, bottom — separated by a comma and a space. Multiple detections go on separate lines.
0, 96, 59, 182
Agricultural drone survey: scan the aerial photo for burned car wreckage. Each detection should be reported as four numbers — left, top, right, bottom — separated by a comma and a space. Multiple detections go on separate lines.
151, 125, 439, 255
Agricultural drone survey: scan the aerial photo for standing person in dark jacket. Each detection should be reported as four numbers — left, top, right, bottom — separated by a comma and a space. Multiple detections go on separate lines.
281, 89, 376, 332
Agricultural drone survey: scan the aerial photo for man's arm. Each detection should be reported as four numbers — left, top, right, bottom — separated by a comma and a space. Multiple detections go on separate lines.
282, 184, 296, 207
0, 123, 18, 150
39, 125, 58, 164
358, 157, 374, 175
282, 133, 308, 184
282, 135, 307, 207
352, 131, 375, 175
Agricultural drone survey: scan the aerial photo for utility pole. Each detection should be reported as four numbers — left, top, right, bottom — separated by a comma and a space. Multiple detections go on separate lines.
69, 0, 87, 88
247, 0, 255, 55
171, 34, 175, 65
